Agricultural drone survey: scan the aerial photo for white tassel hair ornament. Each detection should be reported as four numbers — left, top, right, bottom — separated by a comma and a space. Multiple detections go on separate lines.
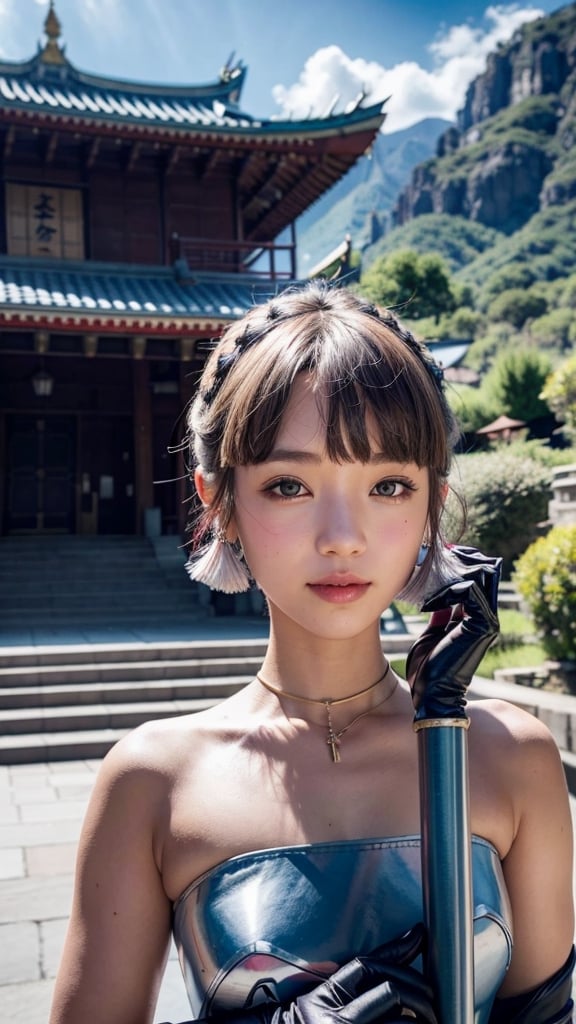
186, 527, 251, 594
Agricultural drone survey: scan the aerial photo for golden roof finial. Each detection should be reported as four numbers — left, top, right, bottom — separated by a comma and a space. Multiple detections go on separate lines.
40, 1, 66, 66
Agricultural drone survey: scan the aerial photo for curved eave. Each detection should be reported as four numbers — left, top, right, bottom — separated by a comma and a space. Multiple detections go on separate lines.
72, 64, 247, 104
0, 80, 386, 144
0, 52, 247, 104
0, 307, 229, 336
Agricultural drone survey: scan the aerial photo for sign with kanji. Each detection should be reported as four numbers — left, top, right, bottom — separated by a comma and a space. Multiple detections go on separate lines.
6, 184, 84, 259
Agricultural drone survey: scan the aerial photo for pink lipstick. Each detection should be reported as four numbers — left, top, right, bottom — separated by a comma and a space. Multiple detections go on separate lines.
307, 573, 370, 604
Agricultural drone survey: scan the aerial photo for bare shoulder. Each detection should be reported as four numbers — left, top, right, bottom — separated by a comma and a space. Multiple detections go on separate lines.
468, 695, 560, 748
95, 689, 252, 798
468, 696, 567, 804
98, 703, 221, 788
467, 703, 574, 995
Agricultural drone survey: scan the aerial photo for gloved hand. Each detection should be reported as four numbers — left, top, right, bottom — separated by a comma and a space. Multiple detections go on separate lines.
406, 546, 502, 722
166, 923, 437, 1024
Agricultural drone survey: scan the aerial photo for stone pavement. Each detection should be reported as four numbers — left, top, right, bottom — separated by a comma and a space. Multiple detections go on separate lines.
2, 757, 576, 1024
0, 757, 192, 1024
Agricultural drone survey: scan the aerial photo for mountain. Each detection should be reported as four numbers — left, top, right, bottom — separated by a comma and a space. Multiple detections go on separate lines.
295, 117, 451, 276
386, 3, 576, 242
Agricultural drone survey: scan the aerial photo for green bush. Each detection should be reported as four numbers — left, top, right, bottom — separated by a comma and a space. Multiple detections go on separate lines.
464, 322, 516, 373
441, 307, 484, 340
447, 384, 498, 433
444, 450, 551, 574
541, 353, 576, 436
483, 347, 552, 422
505, 439, 576, 469
487, 288, 548, 329
528, 308, 574, 350
482, 265, 537, 305
514, 524, 576, 660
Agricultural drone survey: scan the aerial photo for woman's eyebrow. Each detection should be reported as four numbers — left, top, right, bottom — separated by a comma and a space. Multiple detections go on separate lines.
263, 449, 408, 467
264, 449, 322, 464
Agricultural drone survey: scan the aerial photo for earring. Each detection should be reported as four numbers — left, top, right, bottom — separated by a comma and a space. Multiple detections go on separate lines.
186, 527, 251, 594
416, 542, 429, 568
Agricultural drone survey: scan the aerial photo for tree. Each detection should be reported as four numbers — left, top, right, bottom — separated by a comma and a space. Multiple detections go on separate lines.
442, 307, 483, 340
360, 250, 456, 322
447, 384, 498, 434
418, 253, 458, 322
484, 348, 553, 422
541, 353, 576, 437
443, 450, 551, 574
487, 288, 547, 329
528, 309, 573, 351
481, 264, 536, 306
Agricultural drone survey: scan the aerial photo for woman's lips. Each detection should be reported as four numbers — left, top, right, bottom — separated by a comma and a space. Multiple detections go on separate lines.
307, 576, 371, 604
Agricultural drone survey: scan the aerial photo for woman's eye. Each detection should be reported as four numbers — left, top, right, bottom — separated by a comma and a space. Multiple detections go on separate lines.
372, 479, 411, 498
269, 478, 304, 498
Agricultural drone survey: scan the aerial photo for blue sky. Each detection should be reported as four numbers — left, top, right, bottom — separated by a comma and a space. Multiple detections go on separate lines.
0, 0, 564, 131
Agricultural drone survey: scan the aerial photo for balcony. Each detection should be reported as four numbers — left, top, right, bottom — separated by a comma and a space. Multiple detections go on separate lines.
170, 235, 297, 281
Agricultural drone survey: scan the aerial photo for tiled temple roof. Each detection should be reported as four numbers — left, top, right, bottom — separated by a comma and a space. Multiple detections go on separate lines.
0, 55, 258, 134
0, 256, 278, 334
0, 256, 471, 370
0, 5, 385, 141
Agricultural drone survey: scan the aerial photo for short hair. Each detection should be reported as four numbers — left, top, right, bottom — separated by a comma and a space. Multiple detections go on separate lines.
187, 281, 462, 605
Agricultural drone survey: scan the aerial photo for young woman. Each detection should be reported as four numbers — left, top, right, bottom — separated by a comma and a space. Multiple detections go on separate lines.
49, 283, 574, 1024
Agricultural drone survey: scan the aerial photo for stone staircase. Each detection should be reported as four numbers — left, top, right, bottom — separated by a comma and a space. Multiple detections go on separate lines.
0, 534, 253, 762
0, 534, 204, 635
0, 638, 266, 763
0, 632, 417, 764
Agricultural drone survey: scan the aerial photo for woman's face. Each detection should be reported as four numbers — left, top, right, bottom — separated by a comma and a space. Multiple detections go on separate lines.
230, 375, 430, 644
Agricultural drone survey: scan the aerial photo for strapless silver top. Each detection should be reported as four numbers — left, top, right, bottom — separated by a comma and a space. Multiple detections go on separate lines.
173, 836, 512, 1024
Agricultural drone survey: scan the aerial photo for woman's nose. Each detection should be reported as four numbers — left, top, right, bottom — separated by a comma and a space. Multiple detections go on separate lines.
315, 496, 366, 557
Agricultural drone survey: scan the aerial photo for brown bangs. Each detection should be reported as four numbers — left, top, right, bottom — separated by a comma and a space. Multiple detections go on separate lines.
211, 315, 450, 475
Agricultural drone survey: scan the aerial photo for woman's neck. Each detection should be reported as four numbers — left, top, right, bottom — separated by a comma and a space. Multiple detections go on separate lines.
261, 620, 387, 703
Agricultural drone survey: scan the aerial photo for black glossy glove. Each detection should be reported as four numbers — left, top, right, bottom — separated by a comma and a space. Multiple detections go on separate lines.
406, 546, 502, 722
166, 924, 437, 1024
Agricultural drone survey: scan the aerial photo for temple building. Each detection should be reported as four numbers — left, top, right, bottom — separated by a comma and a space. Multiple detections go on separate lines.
0, 3, 386, 539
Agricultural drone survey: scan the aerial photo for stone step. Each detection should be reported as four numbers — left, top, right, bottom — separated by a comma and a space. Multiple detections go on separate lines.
0, 675, 247, 708
0, 674, 250, 708
0, 536, 195, 633
0, 656, 261, 687
0, 572, 186, 588
0, 623, 415, 763
1, 595, 198, 613
0, 727, 134, 764
0, 536, 155, 549
0, 638, 269, 668
0, 634, 410, 669
0, 696, 222, 734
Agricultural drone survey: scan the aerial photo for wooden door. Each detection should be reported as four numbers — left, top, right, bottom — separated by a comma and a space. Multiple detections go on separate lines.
5, 416, 76, 533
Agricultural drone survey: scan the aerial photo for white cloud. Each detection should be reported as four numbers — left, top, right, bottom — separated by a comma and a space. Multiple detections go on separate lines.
76, 0, 126, 37
0, 0, 18, 58
272, 5, 545, 132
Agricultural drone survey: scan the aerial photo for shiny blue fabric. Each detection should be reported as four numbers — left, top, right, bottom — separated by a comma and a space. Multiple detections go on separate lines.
173, 836, 512, 1024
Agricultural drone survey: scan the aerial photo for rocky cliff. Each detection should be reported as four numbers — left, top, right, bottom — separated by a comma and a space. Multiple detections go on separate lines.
392, 2, 576, 234
295, 117, 451, 275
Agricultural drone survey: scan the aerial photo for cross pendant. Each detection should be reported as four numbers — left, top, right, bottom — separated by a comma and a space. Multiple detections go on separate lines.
327, 732, 341, 763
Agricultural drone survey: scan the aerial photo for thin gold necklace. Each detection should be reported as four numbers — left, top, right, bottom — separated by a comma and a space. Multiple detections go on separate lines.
256, 664, 395, 764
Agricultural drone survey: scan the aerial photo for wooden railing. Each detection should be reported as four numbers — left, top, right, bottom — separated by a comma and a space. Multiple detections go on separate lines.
170, 235, 297, 281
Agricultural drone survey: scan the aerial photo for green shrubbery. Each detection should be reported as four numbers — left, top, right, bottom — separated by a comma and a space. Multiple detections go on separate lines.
486, 288, 547, 329
541, 353, 576, 439
444, 450, 551, 573
447, 348, 552, 430
514, 524, 576, 661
